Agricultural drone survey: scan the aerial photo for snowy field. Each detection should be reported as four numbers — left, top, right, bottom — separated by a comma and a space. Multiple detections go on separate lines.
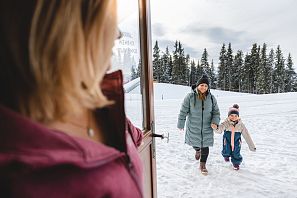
153, 83, 297, 198
125, 83, 297, 197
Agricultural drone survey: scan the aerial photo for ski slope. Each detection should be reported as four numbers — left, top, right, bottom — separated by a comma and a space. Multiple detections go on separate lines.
152, 83, 297, 198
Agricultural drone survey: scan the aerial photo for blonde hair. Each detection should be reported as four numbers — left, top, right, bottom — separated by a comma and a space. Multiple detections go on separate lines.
0, 0, 117, 123
197, 91, 207, 101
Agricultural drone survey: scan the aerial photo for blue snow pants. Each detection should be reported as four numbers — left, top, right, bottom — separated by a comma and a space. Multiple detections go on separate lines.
221, 131, 242, 165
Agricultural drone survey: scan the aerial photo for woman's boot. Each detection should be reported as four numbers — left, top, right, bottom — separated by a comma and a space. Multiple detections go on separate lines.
195, 150, 201, 160
200, 162, 208, 175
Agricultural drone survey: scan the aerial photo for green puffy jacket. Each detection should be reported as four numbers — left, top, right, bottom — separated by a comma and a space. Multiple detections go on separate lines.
177, 89, 220, 148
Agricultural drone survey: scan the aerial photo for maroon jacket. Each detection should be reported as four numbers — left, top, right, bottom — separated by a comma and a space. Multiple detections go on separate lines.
0, 70, 143, 198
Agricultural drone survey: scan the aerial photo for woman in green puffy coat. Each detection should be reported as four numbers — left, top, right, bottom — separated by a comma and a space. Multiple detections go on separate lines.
177, 75, 220, 175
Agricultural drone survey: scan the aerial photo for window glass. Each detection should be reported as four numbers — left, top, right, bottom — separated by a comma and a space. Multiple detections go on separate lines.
111, 0, 143, 129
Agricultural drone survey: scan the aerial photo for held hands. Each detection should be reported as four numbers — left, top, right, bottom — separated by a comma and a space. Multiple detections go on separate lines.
178, 128, 184, 132
250, 147, 256, 152
211, 124, 217, 129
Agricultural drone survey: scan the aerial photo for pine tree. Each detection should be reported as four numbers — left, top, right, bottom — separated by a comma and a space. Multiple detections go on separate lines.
172, 41, 187, 85
233, 50, 243, 92
131, 66, 138, 80
178, 42, 187, 85
210, 59, 216, 89
292, 74, 297, 92
152, 41, 161, 82
168, 55, 173, 83
161, 47, 171, 83
274, 45, 286, 93
257, 43, 267, 94
131, 56, 136, 70
256, 45, 261, 93
185, 54, 190, 86
284, 53, 296, 92
201, 48, 211, 77
189, 60, 196, 85
249, 43, 260, 93
226, 43, 233, 91
266, 49, 274, 93
196, 60, 203, 81
159, 48, 166, 83
135, 58, 142, 78
172, 41, 179, 84
218, 43, 227, 90
242, 53, 251, 93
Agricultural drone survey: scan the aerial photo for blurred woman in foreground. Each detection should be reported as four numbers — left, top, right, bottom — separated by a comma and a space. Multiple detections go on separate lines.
0, 0, 143, 197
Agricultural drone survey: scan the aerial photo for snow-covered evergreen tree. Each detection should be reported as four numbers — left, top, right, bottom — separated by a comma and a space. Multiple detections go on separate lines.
210, 59, 216, 89
189, 60, 196, 85
153, 41, 161, 82
131, 66, 138, 80
217, 43, 227, 90
248, 43, 260, 93
185, 54, 190, 86
200, 48, 211, 77
196, 60, 203, 82
161, 47, 171, 83
178, 42, 188, 86
274, 45, 286, 93
135, 58, 142, 78
172, 41, 179, 84
172, 41, 187, 85
226, 43, 233, 91
257, 43, 267, 94
266, 49, 275, 93
233, 50, 243, 92
292, 73, 297, 92
168, 54, 173, 83
284, 53, 296, 92
242, 53, 251, 93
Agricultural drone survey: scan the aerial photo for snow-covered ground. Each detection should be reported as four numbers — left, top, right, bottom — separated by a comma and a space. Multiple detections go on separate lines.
152, 83, 297, 198
124, 82, 297, 197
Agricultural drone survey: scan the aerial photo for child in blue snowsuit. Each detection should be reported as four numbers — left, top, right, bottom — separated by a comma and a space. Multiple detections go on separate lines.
213, 104, 256, 170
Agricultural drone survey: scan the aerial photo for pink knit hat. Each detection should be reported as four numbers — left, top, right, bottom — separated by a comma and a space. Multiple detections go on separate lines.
228, 104, 239, 116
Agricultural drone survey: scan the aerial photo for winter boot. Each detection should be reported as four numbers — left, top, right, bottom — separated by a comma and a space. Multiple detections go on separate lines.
195, 150, 201, 161
224, 157, 230, 162
233, 164, 240, 170
200, 162, 208, 175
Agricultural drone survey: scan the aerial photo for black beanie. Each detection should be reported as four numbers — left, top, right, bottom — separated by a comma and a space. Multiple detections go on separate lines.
197, 74, 210, 87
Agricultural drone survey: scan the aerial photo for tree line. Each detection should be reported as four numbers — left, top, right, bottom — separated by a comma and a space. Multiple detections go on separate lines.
131, 40, 297, 94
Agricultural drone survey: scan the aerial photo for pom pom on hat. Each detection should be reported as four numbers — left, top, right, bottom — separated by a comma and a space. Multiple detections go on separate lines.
228, 104, 239, 116
196, 74, 210, 87
233, 104, 239, 109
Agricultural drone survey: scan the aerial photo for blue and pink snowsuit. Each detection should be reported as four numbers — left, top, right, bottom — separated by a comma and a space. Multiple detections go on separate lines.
215, 118, 256, 165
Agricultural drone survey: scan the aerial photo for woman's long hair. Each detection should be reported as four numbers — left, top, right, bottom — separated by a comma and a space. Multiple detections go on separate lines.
0, 0, 117, 123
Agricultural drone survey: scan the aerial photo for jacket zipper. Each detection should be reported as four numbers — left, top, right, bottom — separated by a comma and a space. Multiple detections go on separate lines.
201, 100, 204, 147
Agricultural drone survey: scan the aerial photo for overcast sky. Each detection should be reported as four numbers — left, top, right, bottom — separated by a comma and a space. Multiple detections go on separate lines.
150, 0, 297, 70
